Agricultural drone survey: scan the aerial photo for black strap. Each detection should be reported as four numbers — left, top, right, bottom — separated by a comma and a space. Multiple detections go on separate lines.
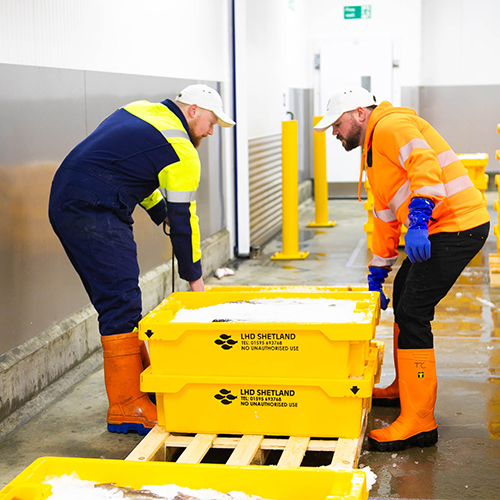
163, 221, 175, 294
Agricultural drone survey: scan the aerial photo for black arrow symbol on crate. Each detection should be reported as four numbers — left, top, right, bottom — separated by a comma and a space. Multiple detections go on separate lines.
351, 386, 360, 395
145, 329, 154, 338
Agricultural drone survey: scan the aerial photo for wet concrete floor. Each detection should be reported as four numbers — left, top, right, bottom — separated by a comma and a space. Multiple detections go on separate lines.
1, 197, 499, 499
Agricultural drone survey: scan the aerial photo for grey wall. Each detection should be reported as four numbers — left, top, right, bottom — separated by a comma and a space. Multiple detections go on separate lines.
407, 84, 500, 175
0, 63, 224, 354
289, 88, 314, 182
401, 86, 420, 115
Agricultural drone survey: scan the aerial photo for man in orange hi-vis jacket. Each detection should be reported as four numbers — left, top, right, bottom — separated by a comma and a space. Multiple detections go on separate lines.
314, 86, 490, 451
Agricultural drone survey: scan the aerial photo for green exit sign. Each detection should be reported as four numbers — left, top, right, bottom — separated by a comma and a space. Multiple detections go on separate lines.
344, 5, 371, 19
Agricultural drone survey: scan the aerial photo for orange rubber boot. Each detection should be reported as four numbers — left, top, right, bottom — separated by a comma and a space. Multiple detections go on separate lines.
138, 339, 151, 369
138, 337, 156, 405
101, 332, 157, 435
372, 323, 400, 407
368, 349, 438, 451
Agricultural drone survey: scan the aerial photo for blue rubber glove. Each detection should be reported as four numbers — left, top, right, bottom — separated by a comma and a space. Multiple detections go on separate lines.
405, 197, 435, 264
367, 266, 391, 310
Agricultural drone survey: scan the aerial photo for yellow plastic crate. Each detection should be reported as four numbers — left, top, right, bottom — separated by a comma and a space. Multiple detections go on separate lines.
139, 291, 380, 381
0, 457, 369, 500
457, 152, 489, 169
464, 167, 485, 186
494, 224, 500, 255
457, 153, 489, 197
475, 173, 489, 191
142, 344, 380, 438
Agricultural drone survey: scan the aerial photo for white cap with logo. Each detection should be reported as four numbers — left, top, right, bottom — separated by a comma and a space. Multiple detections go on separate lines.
175, 84, 235, 128
314, 86, 377, 132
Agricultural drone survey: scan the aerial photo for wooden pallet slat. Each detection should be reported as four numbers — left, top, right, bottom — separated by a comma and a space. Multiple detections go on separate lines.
125, 426, 170, 462
226, 435, 265, 466
276, 436, 310, 467
176, 433, 217, 464
330, 407, 368, 469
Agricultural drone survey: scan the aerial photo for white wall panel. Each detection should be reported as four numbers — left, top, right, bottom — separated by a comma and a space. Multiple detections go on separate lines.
0, 0, 37, 66
0, 0, 227, 81
422, 0, 500, 86
246, 0, 310, 139
284, 0, 312, 89
309, 0, 421, 87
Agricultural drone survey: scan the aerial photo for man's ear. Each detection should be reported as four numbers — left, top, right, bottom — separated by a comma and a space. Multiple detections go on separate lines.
188, 104, 198, 118
355, 106, 369, 124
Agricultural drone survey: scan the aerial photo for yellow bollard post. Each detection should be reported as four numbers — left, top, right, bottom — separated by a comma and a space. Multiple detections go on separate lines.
271, 120, 309, 260
308, 116, 336, 228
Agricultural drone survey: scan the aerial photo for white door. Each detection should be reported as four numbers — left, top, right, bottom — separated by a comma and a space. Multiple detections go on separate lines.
318, 36, 399, 183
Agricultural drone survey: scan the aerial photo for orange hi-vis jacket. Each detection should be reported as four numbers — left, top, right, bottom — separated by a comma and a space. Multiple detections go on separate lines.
361, 102, 490, 268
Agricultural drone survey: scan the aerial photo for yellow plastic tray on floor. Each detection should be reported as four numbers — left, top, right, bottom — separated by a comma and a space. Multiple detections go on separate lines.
0, 457, 368, 500
139, 290, 380, 381
142, 344, 380, 439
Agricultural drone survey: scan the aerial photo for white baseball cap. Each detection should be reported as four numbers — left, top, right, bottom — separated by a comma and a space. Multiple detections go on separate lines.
314, 86, 377, 132
175, 84, 235, 128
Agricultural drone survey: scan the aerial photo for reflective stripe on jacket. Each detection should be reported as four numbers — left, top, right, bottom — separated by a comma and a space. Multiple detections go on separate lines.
361, 102, 490, 268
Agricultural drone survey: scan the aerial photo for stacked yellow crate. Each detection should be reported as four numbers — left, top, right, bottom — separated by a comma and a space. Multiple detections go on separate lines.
457, 153, 489, 203
490, 127, 500, 286
363, 179, 406, 249
139, 288, 382, 440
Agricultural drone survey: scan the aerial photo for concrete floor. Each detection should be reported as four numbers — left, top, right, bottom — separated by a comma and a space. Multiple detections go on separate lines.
1, 196, 500, 500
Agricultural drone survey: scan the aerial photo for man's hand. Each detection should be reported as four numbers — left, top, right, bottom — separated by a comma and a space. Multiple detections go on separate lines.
405, 197, 434, 264
189, 276, 205, 292
162, 217, 170, 236
367, 266, 391, 310
405, 227, 431, 263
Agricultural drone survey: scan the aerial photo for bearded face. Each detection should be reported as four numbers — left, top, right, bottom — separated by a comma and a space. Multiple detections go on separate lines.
335, 115, 362, 152
188, 125, 203, 149
188, 108, 218, 149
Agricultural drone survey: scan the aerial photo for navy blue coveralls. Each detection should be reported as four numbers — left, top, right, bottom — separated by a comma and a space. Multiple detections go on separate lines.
49, 99, 202, 336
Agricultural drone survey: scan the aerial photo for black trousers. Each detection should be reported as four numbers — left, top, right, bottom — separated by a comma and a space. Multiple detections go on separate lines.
393, 222, 489, 349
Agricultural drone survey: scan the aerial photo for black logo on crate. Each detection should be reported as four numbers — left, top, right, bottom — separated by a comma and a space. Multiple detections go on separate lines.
214, 334, 238, 350
351, 386, 360, 395
214, 389, 237, 405
418, 372, 424, 379
145, 329, 154, 338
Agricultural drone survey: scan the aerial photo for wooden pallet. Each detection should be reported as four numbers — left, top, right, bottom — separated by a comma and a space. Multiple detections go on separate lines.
125, 407, 368, 469
489, 254, 500, 287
